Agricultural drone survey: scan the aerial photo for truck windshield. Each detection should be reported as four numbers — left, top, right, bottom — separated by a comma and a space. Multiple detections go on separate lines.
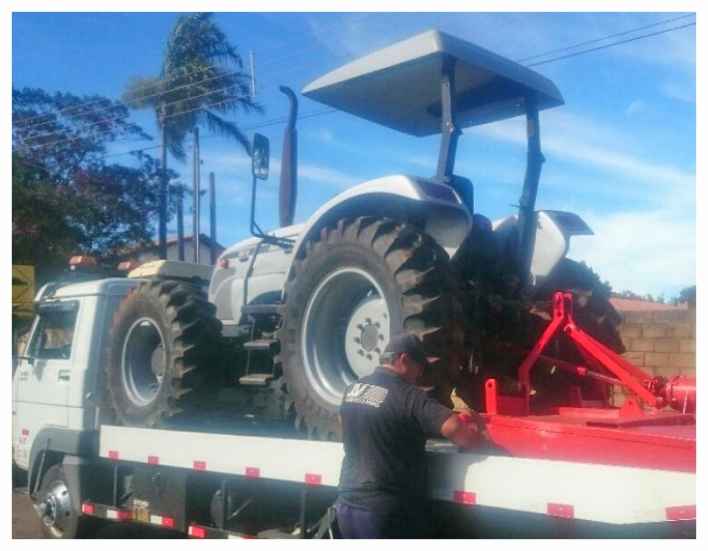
29, 301, 79, 360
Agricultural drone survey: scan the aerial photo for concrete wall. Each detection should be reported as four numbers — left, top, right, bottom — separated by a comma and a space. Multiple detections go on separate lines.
613, 307, 695, 404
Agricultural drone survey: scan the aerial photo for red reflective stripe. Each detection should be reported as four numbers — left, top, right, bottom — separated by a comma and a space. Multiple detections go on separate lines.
193, 460, 207, 471
453, 491, 476, 505
305, 473, 322, 486
148, 455, 160, 465
245, 467, 260, 478
666, 505, 695, 521
547, 503, 574, 519
162, 516, 175, 528
117, 509, 132, 521
81, 502, 95, 515
189, 524, 207, 538
108, 450, 119, 460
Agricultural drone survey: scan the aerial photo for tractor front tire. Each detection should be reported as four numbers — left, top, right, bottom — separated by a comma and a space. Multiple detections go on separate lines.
280, 217, 464, 440
105, 279, 223, 427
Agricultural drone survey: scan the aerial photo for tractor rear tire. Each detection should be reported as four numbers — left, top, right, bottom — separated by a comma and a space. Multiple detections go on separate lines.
279, 217, 464, 440
105, 279, 223, 427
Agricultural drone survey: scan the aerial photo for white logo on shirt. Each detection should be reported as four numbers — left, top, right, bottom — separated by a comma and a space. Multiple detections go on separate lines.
344, 383, 389, 408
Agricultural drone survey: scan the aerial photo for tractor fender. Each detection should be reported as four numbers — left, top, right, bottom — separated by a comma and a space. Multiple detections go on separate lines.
282, 174, 472, 288
493, 210, 594, 284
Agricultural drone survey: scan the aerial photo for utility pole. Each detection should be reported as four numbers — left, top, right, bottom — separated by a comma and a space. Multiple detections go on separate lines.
249, 50, 256, 98
177, 186, 185, 261
209, 172, 217, 265
158, 107, 168, 260
192, 127, 201, 264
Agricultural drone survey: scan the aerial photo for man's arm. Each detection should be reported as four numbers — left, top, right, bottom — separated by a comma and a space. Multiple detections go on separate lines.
440, 411, 486, 449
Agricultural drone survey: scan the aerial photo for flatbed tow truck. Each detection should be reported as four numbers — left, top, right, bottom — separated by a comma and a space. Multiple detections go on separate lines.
13, 30, 695, 539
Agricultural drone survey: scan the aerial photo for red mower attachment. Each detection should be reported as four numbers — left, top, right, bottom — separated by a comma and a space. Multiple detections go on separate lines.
480, 291, 696, 473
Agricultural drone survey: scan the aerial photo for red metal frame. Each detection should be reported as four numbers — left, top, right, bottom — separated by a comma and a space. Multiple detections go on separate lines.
516, 292, 694, 414
479, 291, 696, 473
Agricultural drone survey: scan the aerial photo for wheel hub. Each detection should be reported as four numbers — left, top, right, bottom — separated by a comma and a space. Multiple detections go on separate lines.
302, 267, 391, 406
121, 317, 166, 407
37, 481, 71, 535
344, 296, 389, 377
361, 323, 379, 351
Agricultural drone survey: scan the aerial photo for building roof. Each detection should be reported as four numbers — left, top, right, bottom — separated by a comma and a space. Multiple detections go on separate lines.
609, 297, 688, 312
117, 233, 225, 260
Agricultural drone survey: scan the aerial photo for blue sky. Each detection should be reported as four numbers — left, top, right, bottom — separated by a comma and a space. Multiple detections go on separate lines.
12, 12, 696, 298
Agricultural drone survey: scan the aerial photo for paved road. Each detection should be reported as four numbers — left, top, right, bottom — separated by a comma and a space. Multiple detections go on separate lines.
12, 490, 44, 538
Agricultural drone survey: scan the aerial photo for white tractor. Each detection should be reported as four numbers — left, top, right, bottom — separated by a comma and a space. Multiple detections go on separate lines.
104, 30, 623, 438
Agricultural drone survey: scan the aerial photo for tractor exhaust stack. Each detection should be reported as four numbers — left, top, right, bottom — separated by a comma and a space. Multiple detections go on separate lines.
279, 86, 298, 228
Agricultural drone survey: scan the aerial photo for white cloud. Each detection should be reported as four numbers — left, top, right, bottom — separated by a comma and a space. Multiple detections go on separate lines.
625, 99, 646, 117
205, 151, 360, 190
661, 81, 696, 104
569, 208, 695, 296
474, 111, 695, 190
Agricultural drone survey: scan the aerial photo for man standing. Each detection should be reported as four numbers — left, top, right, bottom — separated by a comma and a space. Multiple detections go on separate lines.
335, 333, 485, 539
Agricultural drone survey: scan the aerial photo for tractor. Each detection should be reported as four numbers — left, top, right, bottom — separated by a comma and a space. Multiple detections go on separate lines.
105, 30, 630, 439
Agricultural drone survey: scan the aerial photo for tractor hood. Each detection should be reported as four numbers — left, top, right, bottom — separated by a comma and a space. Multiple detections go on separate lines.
302, 29, 563, 136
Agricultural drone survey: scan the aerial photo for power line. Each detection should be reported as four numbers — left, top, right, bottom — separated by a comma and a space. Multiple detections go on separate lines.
19, 18, 695, 160
23, 82, 248, 144
21, 95, 244, 153
13, 62, 244, 128
14, 14, 368, 131
516, 13, 695, 63
526, 21, 695, 67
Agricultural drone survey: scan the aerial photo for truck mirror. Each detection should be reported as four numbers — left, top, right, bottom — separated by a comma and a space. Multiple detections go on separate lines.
252, 133, 270, 180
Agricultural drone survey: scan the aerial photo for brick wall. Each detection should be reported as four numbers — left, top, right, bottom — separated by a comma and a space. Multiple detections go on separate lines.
613, 307, 696, 404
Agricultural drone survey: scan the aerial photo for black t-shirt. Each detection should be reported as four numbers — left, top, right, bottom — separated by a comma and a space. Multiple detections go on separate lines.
337, 368, 453, 513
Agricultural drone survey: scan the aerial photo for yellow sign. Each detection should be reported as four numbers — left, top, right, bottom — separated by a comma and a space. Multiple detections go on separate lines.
12, 265, 35, 318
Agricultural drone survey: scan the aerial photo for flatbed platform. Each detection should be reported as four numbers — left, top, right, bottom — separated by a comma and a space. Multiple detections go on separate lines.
99, 425, 695, 526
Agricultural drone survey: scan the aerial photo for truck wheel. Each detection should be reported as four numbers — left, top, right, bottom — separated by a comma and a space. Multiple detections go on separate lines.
34, 465, 97, 539
280, 217, 463, 439
105, 279, 223, 427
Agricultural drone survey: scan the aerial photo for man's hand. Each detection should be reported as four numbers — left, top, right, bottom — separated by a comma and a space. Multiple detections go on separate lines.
441, 410, 490, 450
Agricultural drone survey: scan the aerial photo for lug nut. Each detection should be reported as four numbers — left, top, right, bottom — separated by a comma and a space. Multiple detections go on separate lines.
354, 337, 361, 344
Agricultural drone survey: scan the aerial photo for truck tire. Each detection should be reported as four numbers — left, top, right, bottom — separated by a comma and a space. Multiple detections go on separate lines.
34, 465, 98, 539
280, 217, 464, 439
105, 279, 223, 427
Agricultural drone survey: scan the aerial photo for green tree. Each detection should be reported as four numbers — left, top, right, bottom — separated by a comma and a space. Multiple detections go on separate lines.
122, 12, 261, 161
12, 88, 176, 284
678, 285, 696, 306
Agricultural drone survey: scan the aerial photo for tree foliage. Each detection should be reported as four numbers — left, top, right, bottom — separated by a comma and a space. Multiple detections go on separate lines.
12, 87, 178, 284
122, 12, 261, 161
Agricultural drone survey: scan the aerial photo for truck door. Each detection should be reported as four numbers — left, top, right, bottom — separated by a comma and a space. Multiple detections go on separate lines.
13, 300, 80, 469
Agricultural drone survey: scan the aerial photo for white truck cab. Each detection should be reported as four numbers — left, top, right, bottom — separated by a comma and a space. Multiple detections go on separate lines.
13, 277, 139, 472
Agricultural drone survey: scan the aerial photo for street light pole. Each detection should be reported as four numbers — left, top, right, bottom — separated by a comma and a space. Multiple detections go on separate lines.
158, 107, 168, 260
192, 127, 201, 264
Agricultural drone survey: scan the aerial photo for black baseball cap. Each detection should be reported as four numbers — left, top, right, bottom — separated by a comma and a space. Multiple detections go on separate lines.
382, 333, 431, 370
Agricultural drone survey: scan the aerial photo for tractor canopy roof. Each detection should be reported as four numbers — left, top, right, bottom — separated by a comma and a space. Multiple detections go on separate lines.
302, 30, 564, 136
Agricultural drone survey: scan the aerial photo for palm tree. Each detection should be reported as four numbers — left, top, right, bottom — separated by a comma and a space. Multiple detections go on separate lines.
123, 13, 261, 257
124, 12, 261, 159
